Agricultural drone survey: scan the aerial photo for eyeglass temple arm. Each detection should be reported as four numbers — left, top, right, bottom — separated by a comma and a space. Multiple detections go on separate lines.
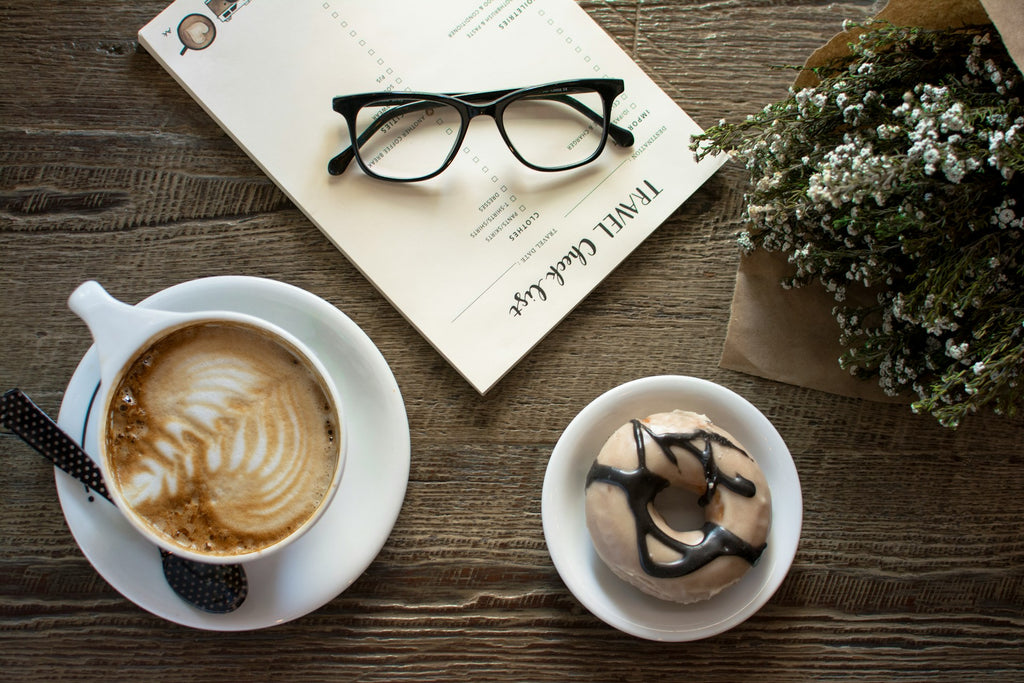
328, 148, 356, 176
329, 99, 438, 176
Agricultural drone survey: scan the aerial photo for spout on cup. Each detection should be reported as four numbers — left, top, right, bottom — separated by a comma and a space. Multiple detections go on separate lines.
68, 281, 188, 385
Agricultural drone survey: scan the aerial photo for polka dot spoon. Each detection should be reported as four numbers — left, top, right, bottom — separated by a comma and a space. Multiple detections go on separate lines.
0, 388, 248, 614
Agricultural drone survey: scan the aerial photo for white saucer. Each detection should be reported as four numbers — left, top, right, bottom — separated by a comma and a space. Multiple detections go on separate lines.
56, 276, 410, 631
542, 375, 802, 641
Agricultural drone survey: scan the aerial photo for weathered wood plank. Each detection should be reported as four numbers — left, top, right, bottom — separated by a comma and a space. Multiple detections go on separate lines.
2, 1, 1023, 680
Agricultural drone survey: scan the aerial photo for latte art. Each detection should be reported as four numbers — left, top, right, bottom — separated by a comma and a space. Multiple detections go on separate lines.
105, 321, 340, 557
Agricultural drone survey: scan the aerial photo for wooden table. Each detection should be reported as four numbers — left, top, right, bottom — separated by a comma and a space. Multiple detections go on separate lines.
2, 1, 1022, 680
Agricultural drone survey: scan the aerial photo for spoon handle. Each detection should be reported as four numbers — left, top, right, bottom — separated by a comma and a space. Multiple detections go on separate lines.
2, 387, 249, 615
1, 388, 112, 502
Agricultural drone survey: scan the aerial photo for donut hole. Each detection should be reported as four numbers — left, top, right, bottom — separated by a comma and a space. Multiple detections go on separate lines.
652, 485, 705, 532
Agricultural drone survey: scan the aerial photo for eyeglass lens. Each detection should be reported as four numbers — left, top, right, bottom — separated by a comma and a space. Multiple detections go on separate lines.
355, 100, 463, 181
352, 86, 608, 180
502, 88, 606, 169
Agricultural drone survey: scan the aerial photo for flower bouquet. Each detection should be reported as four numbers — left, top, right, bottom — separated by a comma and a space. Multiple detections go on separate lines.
698, 0, 1024, 427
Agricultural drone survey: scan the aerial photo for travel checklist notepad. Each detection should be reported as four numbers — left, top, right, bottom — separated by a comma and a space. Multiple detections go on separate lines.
140, 0, 725, 393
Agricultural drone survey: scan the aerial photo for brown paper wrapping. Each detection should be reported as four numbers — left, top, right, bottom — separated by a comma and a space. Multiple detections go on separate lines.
720, 0, 1023, 401
980, 0, 1024, 70
721, 250, 904, 402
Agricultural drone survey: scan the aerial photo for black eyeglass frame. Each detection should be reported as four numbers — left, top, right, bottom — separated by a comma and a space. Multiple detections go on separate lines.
328, 78, 634, 182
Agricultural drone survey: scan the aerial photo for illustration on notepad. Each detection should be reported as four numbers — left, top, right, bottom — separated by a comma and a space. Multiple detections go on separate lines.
177, 1, 252, 55
205, 0, 252, 22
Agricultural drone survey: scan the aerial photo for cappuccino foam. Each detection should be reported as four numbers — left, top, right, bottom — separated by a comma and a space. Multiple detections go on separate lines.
105, 321, 340, 557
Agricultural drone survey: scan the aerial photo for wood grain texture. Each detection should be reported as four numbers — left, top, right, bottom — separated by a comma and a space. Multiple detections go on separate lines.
2, 1, 1023, 681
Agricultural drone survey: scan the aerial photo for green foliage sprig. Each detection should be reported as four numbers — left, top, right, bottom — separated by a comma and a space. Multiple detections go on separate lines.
692, 21, 1024, 427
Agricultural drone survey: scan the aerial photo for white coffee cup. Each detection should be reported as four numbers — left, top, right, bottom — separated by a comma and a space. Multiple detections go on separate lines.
68, 280, 346, 564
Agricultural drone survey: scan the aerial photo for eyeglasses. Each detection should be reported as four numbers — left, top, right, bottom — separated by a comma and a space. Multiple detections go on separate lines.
328, 78, 634, 182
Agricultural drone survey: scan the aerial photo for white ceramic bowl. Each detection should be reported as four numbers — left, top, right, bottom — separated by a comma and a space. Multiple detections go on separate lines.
542, 375, 802, 641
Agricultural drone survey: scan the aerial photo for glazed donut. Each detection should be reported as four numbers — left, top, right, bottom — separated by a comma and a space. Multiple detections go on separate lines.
584, 410, 771, 604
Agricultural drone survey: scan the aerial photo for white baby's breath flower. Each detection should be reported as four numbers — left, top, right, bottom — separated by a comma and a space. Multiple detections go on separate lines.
694, 22, 1024, 426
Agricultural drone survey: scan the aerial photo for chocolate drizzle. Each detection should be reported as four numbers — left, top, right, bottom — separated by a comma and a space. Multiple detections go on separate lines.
586, 419, 765, 578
